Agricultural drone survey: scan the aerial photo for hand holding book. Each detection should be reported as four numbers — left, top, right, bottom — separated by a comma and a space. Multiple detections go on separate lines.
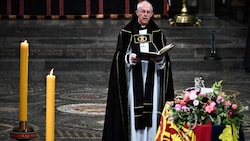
137, 43, 175, 60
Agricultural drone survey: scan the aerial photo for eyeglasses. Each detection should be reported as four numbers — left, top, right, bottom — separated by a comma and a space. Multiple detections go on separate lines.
138, 9, 153, 14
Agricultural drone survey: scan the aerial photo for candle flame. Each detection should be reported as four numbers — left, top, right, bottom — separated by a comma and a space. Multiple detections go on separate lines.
50, 68, 54, 75
24, 40, 27, 43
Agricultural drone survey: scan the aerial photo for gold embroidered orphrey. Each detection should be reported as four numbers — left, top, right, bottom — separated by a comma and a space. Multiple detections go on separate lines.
134, 34, 151, 44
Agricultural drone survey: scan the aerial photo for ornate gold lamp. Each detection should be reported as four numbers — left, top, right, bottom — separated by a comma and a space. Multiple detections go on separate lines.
169, 0, 201, 26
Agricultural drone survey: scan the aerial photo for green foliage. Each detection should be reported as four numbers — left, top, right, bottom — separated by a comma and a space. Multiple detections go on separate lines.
170, 80, 248, 129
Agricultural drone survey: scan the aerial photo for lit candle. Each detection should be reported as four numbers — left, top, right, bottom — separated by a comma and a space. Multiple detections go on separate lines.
46, 68, 56, 141
19, 40, 29, 122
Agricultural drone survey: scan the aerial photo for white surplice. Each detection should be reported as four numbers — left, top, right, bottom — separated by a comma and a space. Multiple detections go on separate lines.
126, 29, 165, 141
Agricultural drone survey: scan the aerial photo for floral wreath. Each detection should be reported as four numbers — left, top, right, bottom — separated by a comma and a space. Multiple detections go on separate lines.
169, 80, 249, 129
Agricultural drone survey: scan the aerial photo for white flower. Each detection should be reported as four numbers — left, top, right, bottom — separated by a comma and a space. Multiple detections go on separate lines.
189, 91, 197, 100
193, 100, 199, 106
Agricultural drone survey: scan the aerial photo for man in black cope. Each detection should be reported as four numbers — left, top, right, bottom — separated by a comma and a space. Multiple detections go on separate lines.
102, 1, 174, 141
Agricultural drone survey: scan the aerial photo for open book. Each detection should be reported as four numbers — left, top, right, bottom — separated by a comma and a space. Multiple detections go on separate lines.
137, 43, 175, 60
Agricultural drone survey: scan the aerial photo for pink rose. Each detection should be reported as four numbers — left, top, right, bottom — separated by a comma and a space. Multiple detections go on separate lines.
232, 104, 237, 109
210, 101, 216, 107
224, 100, 231, 108
180, 100, 186, 105
181, 105, 189, 112
183, 92, 190, 102
175, 104, 181, 111
216, 95, 224, 104
205, 105, 214, 113
198, 93, 206, 97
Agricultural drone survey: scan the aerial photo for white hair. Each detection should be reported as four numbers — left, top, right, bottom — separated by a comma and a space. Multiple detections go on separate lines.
137, 1, 153, 12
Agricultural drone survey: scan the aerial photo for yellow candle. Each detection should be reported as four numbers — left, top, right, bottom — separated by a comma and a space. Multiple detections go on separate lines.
19, 40, 29, 122
46, 68, 56, 141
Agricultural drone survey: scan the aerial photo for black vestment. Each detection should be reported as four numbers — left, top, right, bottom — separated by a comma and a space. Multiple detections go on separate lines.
102, 18, 174, 141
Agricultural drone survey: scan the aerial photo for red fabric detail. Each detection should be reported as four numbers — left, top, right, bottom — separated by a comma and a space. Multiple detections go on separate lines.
193, 122, 212, 141
155, 116, 164, 141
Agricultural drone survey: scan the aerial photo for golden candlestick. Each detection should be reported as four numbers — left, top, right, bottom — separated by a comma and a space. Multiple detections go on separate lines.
19, 40, 29, 122
10, 40, 36, 141
46, 68, 56, 141
169, 0, 201, 26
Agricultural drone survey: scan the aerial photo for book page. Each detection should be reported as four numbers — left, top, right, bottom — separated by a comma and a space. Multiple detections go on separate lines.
158, 43, 175, 55
137, 43, 175, 60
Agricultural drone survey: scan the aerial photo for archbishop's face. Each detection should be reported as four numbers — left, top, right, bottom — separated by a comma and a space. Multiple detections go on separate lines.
136, 2, 153, 26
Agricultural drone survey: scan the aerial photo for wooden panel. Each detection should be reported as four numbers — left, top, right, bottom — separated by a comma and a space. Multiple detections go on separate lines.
64, 0, 85, 15
0, 0, 7, 15
103, 0, 125, 14
24, 0, 46, 15
0, 0, 170, 19
51, 0, 59, 15
11, 0, 19, 15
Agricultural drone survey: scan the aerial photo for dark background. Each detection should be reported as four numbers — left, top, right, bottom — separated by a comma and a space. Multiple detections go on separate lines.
0, 0, 248, 22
